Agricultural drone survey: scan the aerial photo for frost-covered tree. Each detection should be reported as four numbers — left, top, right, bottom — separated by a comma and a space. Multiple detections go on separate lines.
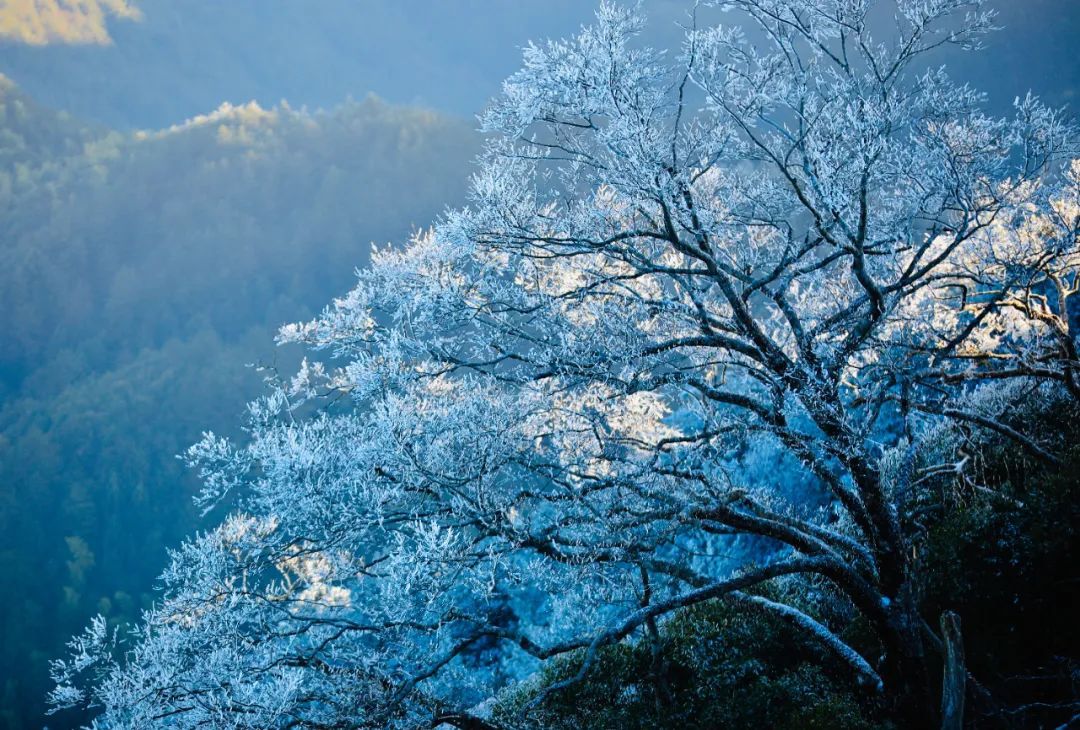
912, 159, 1080, 400
50, 1, 1077, 727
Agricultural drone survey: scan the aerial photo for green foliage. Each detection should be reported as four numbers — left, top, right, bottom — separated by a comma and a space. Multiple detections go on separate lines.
492, 598, 893, 730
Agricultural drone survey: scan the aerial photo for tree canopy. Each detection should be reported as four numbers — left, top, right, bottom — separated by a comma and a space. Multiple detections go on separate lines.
49, 2, 1078, 728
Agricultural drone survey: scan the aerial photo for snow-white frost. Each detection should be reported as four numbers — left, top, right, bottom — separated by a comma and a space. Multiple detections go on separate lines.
52, 2, 1077, 728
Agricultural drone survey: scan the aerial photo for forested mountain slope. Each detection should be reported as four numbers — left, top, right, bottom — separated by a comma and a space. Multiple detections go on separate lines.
0, 79, 478, 728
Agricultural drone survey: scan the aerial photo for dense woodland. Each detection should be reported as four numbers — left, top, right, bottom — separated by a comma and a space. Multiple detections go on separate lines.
0, 76, 477, 728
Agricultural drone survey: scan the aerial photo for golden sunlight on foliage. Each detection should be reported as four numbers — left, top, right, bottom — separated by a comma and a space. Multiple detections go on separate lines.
0, 0, 140, 46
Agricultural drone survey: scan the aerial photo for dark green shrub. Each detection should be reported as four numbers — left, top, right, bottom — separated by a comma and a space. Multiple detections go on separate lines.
918, 432, 1080, 727
491, 597, 893, 729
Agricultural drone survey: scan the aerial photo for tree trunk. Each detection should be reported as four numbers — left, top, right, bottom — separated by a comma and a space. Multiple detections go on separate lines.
878, 587, 937, 729
889, 632, 936, 726
940, 611, 965, 730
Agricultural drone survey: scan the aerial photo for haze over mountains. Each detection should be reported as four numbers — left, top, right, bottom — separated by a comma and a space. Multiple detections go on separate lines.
0, 74, 477, 727
2, 0, 1076, 129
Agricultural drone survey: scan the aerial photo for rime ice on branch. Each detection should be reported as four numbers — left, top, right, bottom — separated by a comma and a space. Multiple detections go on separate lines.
51, 1, 1077, 727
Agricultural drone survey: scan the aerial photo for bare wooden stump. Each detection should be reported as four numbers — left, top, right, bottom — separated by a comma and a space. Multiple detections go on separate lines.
940, 611, 965, 730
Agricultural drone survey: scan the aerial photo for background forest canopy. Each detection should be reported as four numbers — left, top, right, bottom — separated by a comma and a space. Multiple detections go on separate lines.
0, 1, 1078, 729
0, 73, 477, 728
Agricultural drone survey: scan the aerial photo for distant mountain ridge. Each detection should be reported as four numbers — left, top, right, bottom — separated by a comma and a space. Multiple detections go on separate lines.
0, 80, 479, 729
0, 0, 1076, 131
0, 0, 139, 46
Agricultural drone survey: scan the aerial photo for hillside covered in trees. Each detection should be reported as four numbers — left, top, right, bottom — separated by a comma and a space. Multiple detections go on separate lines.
0, 76, 478, 727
